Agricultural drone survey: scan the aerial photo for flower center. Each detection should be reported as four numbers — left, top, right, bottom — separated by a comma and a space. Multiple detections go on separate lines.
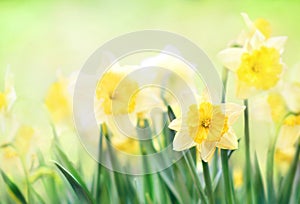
237, 46, 282, 90
201, 118, 211, 128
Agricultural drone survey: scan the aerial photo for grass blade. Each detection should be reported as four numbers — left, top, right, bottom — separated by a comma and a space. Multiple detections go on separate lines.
54, 162, 94, 204
254, 154, 266, 204
0, 169, 27, 204
278, 142, 300, 203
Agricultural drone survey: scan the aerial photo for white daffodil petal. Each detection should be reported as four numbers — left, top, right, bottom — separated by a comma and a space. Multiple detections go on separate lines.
265, 36, 287, 54
282, 82, 300, 113
168, 118, 183, 132
173, 132, 196, 151
218, 48, 244, 71
217, 129, 238, 150
199, 141, 217, 162
241, 12, 255, 30
249, 30, 265, 50
135, 88, 165, 113
277, 125, 300, 149
220, 103, 246, 125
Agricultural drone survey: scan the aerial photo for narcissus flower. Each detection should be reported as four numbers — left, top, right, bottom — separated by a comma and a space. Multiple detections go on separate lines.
0, 69, 16, 113
94, 67, 164, 145
219, 31, 287, 99
45, 71, 76, 124
275, 114, 300, 168
236, 13, 272, 45
95, 68, 163, 123
169, 95, 245, 162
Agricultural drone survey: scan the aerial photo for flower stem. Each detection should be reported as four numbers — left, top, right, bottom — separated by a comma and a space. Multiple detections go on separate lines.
221, 150, 234, 204
202, 161, 215, 204
243, 99, 253, 204
183, 151, 208, 204
220, 67, 235, 204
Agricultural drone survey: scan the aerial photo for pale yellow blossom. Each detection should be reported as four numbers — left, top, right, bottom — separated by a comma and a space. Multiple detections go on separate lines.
169, 93, 245, 162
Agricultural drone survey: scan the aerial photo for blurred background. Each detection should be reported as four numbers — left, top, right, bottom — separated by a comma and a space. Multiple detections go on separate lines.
1, 0, 299, 171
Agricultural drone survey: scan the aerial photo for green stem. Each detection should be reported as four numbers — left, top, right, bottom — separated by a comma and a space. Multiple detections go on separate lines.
20, 155, 32, 203
243, 99, 252, 204
220, 67, 235, 204
221, 150, 234, 204
95, 124, 105, 200
184, 151, 207, 204
202, 161, 215, 204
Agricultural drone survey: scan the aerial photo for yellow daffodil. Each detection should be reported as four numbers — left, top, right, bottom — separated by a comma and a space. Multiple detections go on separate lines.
251, 91, 288, 123
94, 66, 164, 151
169, 94, 245, 162
236, 13, 272, 45
219, 31, 287, 99
0, 69, 16, 113
0, 125, 36, 175
275, 115, 300, 170
233, 168, 243, 189
95, 67, 164, 123
45, 71, 76, 124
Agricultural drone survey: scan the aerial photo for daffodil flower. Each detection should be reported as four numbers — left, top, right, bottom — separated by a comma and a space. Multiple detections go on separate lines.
219, 31, 287, 99
94, 66, 164, 149
45, 71, 76, 124
236, 13, 272, 46
0, 69, 16, 114
168, 95, 245, 162
95, 66, 164, 122
275, 114, 300, 170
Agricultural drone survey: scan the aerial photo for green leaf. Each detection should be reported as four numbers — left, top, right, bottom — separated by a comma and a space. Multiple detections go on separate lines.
54, 144, 89, 192
36, 149, 61, 204
54, 162, 94, 204
0, 169, 27, 204
266, 145, 276, 203
254, 154, 266, 204
278, 143, 300, 203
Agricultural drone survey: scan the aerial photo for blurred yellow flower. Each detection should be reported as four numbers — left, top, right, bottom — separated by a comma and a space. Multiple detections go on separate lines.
233, 168, 243, 189
0, 69, 16, 113
275, 115, 300, 169
1, 125, 34, 160
113, 137, 140, 155
169, 95, 245, 162
239, 13, 272, 41
267, 92, 288, 123
254, 18, 272, 39
219, 31, 287, 99
96, 71, 138, 115
45, 73, 73, 123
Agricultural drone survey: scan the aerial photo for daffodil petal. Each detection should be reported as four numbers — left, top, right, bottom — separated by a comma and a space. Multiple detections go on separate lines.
265, 36, 287, 54
135, 88, 165, 113
168, 118, 182, 132
249, 30, 265, 50
241, 12, 255, 30
281, 82, 300, 113
217, 129, 238, 150
277, 125, 300, 149
199, 141, 217, 162
218, 48, 244, 71
220, 103, 245, 125
173, 132, 196, 151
